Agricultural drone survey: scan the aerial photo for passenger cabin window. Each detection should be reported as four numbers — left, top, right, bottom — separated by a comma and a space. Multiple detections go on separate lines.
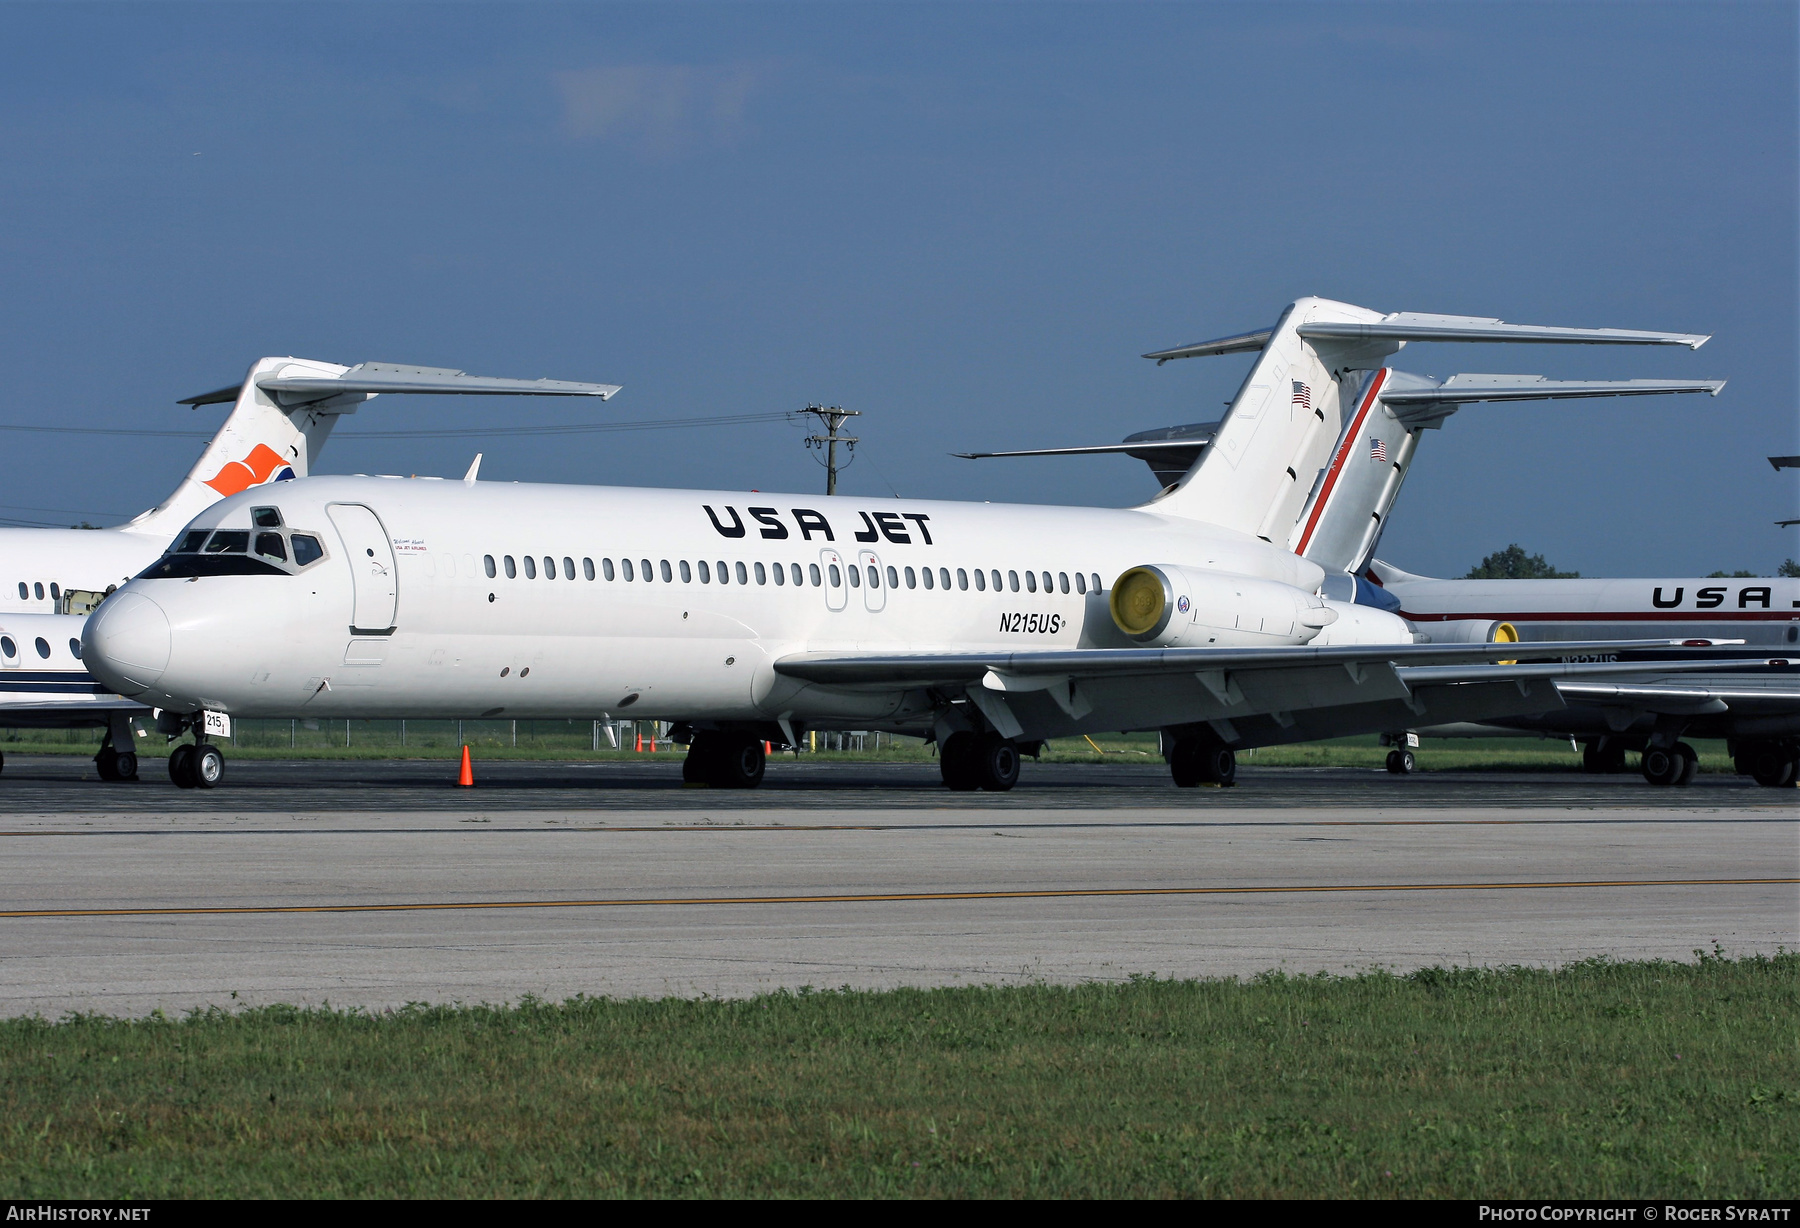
49, 583, 59, 602
1075, 572, 1086, 595
869, 565, 881, 588
699, 561, 712, 583
772, 562, 785, 585
792, 563, 805, 586
1092, 573, 1103, 592
602, 558, 615, 581
811, 563, 823, 587
621, 559, 634, 581
251, 506, 283, 528
504, 556, 517, 578
0, 636, 13, 657
1008, 570, 1020, 592
177, 530, 209, 553
905, 566, 916, 589
484, 555, 497, 578
734, 562, 747, 585
564, 557, 575, 581
847, 564, 860, 588
15, 583, 24, 600
292, 536, 324, 567
1042, 571, 1053, 593
656, 560, 669, 582
974, 570, 985, 592
33, 582, 43, 600
68, 638, 81, 659
956, 568, 967, 591
642, 558, 654, 581
754, 562, 766, 585
1025, 571, 1036, 593
34, 637, 49, 659
255, 532, 287, 563
523, 556, 537, 579
680, 560, 692, 583
583, 558, 595, 580
828, 564, 841, 587
886, 565, 898, 588
544, 556, 555, 579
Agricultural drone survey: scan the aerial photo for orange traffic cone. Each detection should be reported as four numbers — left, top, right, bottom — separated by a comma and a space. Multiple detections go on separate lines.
457, 744, 474, 787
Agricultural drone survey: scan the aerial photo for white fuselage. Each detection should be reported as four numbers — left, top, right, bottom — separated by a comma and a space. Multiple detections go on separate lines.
0, 526, 174, 614
1370, 564, 1800, 651
84, 474, 1335, 735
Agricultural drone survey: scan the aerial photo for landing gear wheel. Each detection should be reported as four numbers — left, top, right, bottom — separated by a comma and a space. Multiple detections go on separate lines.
939, 732, 981, 792
192, 743, 224, 789
1741, 742, 1799, 788
682, 735, 720, 785
95, 747, 120, 781
1385, 749, 1416, 775
1673, 741, 1699, 787
710, 734, 765, 789
973, 734, 1020, 793
169, 743, 197, 789
1171, 738, 1235, 787
1641, 746, 1685, 788
114, 751, 137, 781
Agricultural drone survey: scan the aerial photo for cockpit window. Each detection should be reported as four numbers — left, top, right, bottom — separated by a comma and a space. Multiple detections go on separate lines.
177, 530, 209, 553
204, 531, 250, 554
251, 506, 284, 528
291, 535, 324, 567
255, 532, 287, 563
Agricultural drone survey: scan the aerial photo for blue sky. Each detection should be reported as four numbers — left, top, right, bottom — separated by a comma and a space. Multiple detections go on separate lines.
0, 1, 1793, 576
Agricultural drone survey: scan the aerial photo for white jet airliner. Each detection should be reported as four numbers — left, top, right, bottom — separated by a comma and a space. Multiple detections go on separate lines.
81, 299, 1776, 791
0, 357, 618, 779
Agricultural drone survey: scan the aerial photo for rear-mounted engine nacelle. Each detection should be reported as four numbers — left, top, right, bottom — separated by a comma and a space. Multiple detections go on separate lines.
1110, 564, 1338, 648
1409, 619, 1520, 645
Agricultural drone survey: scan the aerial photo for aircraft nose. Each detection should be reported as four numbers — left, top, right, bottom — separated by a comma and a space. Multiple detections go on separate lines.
83, 592, 171, 694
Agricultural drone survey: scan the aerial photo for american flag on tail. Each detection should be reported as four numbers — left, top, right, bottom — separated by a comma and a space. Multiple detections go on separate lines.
1370, 437, 1388, 463
1292, 381, 1311, 410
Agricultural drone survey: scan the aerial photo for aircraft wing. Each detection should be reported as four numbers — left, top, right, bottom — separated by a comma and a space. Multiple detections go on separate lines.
1555, 677, 1800, 717
772, 641, 1771, 687
773, 641, 1785, 745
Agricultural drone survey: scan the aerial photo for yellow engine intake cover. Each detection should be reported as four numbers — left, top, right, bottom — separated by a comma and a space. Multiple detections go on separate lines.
1111, 567, 1170, 638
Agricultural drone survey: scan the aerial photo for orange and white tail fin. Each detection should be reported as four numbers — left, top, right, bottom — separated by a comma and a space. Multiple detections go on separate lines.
118, 358, 620, 539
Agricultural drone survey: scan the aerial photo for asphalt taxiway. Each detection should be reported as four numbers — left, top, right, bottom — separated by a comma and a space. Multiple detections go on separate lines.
0, 756, 1793, 1017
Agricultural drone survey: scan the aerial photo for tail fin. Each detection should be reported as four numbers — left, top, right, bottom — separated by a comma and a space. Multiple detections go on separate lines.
1291, 372, 1725, 576
1142, 298, 1712, 553
118, 357, 353, 537
1136, 297, 1393, 540
119, 358, 620, 538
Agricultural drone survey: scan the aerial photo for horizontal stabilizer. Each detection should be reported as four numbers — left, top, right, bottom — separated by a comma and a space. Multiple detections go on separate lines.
1378, 372, 1725, 430
183, 362, 620, 406
1771, 455, 1800, 470
1142, 328, 1274, 364
955, 439, 1206, 460
956, 422, 1218, 487
1298, 312, 1710, 350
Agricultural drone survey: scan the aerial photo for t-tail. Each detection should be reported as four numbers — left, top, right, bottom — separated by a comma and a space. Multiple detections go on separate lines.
117, 359, 621, 539
1141, 301, 1718, 578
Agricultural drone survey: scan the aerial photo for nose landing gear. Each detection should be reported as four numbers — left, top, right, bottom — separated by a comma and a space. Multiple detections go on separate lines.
169, 741, 225, 789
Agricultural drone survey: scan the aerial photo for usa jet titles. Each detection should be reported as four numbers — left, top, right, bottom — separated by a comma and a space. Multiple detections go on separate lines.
704, 505, 935, 545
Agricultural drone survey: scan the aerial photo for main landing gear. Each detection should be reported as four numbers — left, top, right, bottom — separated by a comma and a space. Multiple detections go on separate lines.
1640, 742, 1699, 788
169, 741, 225, 790
1734, 739, 1799, 788
682, 732, 766, 789
940, 731, 1020, 792
1169, 735, 1236, 787
1581, 739, 1629, 774
94, 745, 138, 781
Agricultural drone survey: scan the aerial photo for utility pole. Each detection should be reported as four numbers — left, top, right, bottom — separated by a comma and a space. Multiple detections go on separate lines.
799, 404, 860, 496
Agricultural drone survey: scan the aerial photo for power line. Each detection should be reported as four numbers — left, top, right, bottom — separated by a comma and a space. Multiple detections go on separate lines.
0, 410, 800, 442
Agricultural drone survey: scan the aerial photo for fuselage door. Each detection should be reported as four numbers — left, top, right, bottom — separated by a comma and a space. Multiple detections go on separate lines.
820, 549, 847, 612
859, 549, 886, 613
326, 503, 399, 635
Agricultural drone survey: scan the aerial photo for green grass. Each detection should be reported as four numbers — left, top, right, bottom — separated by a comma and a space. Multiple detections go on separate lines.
3, 955, 1795, 1197
0, 724, 1740, 773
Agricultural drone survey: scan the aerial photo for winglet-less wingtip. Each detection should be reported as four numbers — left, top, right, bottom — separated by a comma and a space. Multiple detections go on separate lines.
463, 453, 482, 485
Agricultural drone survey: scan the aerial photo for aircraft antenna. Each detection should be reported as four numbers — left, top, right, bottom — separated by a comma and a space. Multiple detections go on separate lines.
798, 404, 860, 495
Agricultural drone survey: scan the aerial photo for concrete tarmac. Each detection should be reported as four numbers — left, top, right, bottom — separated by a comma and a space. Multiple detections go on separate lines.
0, 756, 1793, 1017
